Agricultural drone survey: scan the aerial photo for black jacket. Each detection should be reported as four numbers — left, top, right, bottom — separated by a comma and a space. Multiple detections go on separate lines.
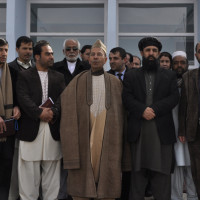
122, 67, 179, 144
16, 67, 65, 142
53, 58, 90, 86
8, 58, 35, 72
107, 66, 129, 76
8, 58, 35, 99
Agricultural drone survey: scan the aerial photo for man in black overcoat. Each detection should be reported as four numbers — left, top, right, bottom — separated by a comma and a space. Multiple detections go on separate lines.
53, 39, 90, 86
122, 37, 179, 200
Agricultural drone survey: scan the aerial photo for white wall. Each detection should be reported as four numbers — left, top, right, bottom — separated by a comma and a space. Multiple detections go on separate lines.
6, 0, 27, 62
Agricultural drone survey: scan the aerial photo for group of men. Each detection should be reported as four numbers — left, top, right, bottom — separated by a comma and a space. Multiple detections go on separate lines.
0, 35, 200, 200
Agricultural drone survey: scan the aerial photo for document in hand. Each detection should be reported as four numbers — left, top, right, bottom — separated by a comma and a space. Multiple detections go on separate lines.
40, 97, 54, 108
0, 118, 17, 138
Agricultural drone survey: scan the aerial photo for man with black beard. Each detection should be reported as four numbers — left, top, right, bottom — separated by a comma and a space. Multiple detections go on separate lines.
122, 37, 179, 200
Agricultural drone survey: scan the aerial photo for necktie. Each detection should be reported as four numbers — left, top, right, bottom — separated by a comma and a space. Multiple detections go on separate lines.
117, 73, 123, 81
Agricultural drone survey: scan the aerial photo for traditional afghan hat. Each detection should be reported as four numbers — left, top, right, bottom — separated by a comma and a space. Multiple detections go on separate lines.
172, 51, 187, 59
92, 39, 107, 54
138, 37, 162, 52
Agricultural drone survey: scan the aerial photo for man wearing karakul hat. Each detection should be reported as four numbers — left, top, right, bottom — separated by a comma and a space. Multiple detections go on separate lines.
60, 40, 129, 200
122, 37, 179, 199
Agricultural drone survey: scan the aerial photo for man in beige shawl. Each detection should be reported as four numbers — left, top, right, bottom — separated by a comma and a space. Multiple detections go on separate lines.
0, 38, 20, 200
60, 40, 126, 200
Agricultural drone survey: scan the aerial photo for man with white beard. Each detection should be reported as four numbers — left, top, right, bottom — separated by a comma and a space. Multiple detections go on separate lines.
53, 39, 90, 86
53, 39, 90, 200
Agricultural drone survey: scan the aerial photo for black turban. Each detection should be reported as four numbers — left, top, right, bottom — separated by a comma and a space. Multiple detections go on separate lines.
138, 37, 162, 52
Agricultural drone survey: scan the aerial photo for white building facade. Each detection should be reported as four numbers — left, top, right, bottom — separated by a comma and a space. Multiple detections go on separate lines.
0, 0, 199, 68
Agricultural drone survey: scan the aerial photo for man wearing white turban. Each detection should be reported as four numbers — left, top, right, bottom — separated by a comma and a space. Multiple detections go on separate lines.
179, 43, 200, 199
171, 51, 198, 200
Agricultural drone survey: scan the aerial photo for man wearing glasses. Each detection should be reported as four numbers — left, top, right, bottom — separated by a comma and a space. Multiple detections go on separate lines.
53, 39, 90, 86
53, 39, 90, 200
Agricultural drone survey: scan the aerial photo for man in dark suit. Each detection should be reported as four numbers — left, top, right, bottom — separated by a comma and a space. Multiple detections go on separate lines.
178, 42, 200, 198
16, 40, 65, 200
9, 36, 34, 72
80, 45, 91, 62
108, 47, 128, 80
8, 35, 34, 200
53, 39, 90, 86
122, 37, 179, 200
108, 47, 131, 200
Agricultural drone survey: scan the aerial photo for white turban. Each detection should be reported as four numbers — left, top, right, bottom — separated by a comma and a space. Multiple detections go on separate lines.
172, 51, 187, 59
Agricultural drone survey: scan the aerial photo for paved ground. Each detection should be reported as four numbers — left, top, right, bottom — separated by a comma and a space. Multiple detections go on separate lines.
145, 193, 187, 200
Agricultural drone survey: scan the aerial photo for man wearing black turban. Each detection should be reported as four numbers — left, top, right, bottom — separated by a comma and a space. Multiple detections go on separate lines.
122, 37, 179, 200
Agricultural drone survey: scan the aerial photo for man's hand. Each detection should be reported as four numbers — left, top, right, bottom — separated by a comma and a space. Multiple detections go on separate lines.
142, 107, 155, 120
39, 108, 53, 123
178, 136, 186, 143
12, 106, 21, 120
0, 116, 6, 133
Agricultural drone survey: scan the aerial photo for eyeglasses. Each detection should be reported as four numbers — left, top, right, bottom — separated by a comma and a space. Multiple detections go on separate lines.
65, 47, 78, 52
173, 61, 187, 65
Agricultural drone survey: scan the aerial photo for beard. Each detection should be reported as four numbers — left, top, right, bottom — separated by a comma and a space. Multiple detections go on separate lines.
142, 55, 159, 71
66, 55, 79, 62
173, 66, 187, 78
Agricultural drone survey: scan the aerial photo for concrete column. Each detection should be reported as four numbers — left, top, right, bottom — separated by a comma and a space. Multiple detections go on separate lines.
6, 0, 27, 62
198, 0, 200, 42
106, 0, 117, 70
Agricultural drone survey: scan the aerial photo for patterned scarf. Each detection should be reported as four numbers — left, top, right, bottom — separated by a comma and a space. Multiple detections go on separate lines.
177, 78, 182, 88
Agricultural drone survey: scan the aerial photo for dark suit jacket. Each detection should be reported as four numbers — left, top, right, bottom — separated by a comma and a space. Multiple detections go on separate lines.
122, 67, 179, 144
107, 66, 129, 78
8, 66, 19, 107
8, 58, 35, 102
108, 66, 132, 172
16, 67, 65, 142
53, 58, 90, 86
179, 68, 199, 142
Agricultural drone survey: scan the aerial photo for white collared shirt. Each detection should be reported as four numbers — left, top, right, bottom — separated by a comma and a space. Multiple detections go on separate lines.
17, 59, 32, 69
115, 68, 126, 81
67, 61, 76, 74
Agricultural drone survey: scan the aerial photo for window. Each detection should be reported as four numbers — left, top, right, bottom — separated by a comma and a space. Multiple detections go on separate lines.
29, 2, 105, 62
0, 3, 6, 37
118, 2, 196, 66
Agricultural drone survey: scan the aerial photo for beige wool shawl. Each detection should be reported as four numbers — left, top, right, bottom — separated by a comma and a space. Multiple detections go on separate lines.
0, 63, 13, 141
60, 70, 131, 198
0, 63, 13, 119
60, 70, 112, 170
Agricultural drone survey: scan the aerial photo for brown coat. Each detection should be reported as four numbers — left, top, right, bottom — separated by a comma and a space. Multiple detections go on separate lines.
179, 68, 199, 141
60, 70, 125, 198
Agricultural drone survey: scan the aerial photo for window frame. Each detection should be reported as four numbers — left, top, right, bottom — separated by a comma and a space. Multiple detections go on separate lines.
117, 0, 198, 68
0, 1, 6, 37
27, 0, 108, 43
